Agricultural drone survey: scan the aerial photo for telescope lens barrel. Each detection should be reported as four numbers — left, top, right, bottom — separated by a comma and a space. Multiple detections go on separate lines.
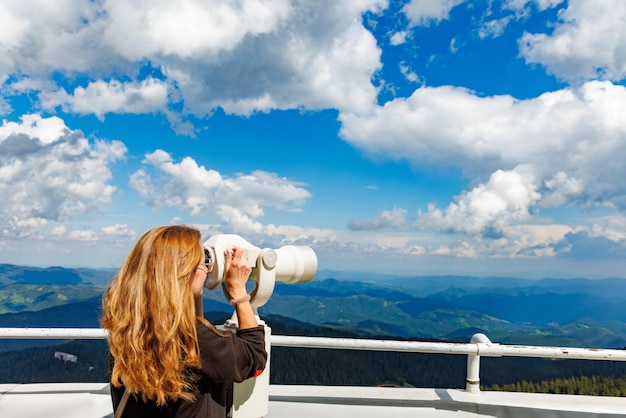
273, 245, 317, 284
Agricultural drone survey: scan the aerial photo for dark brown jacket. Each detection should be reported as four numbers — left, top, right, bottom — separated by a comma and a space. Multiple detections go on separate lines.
110, 322, 267, 418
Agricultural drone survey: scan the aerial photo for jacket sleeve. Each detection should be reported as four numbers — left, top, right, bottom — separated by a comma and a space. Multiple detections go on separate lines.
196, 321, 267, 383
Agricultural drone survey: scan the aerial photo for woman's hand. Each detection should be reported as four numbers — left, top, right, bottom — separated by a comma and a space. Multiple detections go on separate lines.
223, 247, 252, 300
223, 247, 257, 329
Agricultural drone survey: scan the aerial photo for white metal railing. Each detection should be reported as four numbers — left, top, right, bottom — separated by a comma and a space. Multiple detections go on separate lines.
2, 327, 626, 394
0, 328, 107, 339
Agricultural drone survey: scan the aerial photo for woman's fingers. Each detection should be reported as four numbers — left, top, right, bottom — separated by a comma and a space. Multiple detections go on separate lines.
224, 248, 232, 270
225, 247, 250, 276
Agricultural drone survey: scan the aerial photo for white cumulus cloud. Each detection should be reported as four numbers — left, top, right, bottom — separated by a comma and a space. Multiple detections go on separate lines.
416, 166, 541, 236
130, 150, 312, 233
40, 78, 169, 120
348, 207, 409, 231
402, 0, 467, 26
520, 0, 626, 82
340, 81, 626, 217
1, 0, 385, 121
0, 114, 126, 237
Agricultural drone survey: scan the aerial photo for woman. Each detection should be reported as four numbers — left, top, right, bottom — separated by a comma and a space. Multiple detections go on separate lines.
101, 225, 267, 417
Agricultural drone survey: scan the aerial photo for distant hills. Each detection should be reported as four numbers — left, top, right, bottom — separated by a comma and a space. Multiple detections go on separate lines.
0, 263, 116, 286
2, 264, 626, 350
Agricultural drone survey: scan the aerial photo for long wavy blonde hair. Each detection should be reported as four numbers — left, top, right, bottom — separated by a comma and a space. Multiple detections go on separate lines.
101, 225, 206, 405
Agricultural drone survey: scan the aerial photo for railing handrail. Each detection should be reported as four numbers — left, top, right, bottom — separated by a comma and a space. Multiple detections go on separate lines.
2, 327, 625, 360
0, 327, 107, 339
3, 327, 626, 395
271, 335, 626, 360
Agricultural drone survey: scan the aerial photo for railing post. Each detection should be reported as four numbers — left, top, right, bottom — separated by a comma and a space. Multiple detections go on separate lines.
466, 333, 491, 394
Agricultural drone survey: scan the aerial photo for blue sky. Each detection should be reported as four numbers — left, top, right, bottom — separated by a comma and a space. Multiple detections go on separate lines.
2, 0, 626, 278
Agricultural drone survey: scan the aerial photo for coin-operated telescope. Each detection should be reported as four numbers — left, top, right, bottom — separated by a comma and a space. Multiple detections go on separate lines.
202, 234, 317, 418
203, 234, 317, 311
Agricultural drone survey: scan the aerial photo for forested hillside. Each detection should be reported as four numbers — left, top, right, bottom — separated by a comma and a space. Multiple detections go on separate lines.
485, 375, 626, 397
4, 267, 626, 349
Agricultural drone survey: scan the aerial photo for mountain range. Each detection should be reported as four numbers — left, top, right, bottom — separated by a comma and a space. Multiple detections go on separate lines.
1, 264, 626, 350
